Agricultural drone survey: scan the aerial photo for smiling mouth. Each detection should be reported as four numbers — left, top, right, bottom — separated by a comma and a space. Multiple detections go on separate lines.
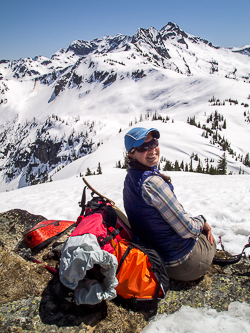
146, 153, 158, 161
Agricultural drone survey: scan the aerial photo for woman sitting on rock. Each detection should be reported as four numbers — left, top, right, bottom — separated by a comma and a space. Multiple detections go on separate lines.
123, 126, 216, 281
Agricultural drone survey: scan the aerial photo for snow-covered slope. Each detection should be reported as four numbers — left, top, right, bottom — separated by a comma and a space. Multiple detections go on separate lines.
0, 22, 250, 191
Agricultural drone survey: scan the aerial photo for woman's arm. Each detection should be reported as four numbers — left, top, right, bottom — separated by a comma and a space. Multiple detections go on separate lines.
142, 176, 205, 239
202, 221, 214, 245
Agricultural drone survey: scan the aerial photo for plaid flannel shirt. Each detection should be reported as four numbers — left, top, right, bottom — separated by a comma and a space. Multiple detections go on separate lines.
142, 175, 205, 240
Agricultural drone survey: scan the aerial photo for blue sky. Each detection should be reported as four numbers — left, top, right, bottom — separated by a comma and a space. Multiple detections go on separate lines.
1, 0, 250, 60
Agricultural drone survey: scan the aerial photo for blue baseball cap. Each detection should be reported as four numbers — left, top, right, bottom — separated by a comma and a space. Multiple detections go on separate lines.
124, 127, 160, 152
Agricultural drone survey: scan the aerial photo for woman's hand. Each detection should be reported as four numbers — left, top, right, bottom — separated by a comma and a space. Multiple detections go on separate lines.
202, 222, 214, 245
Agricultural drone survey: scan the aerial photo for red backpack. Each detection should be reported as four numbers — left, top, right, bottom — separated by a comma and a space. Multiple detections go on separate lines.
74, 178, 134, 250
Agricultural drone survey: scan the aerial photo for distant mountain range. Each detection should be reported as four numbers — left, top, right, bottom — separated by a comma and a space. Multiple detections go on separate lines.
0, 22, 250, 191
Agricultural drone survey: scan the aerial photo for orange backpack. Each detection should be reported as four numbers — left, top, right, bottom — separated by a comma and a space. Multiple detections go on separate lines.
114, 239, 169, 311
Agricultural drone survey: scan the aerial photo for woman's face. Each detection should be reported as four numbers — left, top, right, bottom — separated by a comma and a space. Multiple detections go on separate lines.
129, 133, 160, 168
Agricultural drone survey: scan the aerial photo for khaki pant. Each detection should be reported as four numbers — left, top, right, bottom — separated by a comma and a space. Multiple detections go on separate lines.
166, 233, 216, 281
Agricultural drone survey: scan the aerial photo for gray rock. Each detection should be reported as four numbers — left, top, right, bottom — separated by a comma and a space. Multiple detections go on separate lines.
0, 208, 249, 333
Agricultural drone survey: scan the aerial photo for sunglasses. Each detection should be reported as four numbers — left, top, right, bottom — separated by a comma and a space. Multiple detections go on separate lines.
130, 139, 159, 153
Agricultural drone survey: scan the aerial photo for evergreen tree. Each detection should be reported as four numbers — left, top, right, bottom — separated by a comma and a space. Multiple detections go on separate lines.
244, 153, 250, 167
209, 165, 218, 175
163, 160, 173, 171
217, 152, 227, 175
189, 157, 193, 172
97, 162, 102, 174
174, 160, 180, 171
85, 167, 92, 176
196, 159, 203, 173
122, 154, 129, 170
205, 158, 209, 174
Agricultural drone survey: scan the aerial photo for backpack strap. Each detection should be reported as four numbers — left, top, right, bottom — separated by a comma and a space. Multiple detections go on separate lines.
150, 275, 162, 313
104, 205, 117, 228
98, 227, 123, 247
96, 204, 122, 247
78, 186, 87, 216
116, 244, 133, 275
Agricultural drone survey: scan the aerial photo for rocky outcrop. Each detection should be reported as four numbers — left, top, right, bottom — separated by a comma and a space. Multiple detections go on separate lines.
0, 116, 94, 187
0, 209, 249, 333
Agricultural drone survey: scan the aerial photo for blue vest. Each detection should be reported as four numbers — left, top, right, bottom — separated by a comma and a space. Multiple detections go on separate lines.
123, 166, 196, 264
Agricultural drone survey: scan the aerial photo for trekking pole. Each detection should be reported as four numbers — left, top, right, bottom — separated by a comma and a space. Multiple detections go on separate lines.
29, 256, 58, 274
23, 252, 58, 274
18, 248, 58, 274
218, 236, 225, 251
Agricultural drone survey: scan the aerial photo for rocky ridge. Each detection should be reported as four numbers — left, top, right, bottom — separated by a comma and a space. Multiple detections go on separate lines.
0, 209, 249, 333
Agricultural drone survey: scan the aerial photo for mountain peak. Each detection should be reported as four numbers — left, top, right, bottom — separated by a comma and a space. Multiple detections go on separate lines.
161, 22, 180, 31
160, 22, 188, 39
